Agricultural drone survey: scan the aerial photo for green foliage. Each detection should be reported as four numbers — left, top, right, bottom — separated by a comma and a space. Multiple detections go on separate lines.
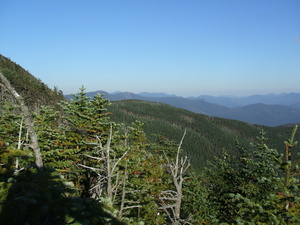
59, 87, 111, 141
2, 60, 300, 224
33, 87, 113, 197
0, 88, 126, 224
0, 167, 124, 225
78, 120, 170, 224
108, 100, 292, 171
204, 128, 300, 224
0, 102, 33, 202
0, 54, 64, 108
29, 89, 175, 223
182, 172, 213, 223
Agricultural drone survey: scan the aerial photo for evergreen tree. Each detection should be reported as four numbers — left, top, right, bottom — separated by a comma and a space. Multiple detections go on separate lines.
182, 171, 212, 224
53, 87, 112, 197
205, 128, 300, 224
0, 86, 124, 224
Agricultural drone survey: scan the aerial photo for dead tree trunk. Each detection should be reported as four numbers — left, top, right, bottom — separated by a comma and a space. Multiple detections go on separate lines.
160, 129, 191, 224
78, 123, 128, 202
0, 71, 44, 171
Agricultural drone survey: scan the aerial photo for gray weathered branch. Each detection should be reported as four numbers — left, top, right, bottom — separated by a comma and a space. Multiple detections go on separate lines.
160, 129, 190, 224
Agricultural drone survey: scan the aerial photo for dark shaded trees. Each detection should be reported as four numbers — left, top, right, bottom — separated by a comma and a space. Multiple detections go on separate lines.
0, 80, 124, 224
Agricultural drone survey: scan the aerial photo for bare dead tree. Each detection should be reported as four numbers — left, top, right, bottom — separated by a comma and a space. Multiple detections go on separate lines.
78, 124, 128, 202
118, 162, 142, 218
159, 129, 192, 225
0, 71, 44, 171
118, 162, 128, 218
14, 117, 24, 171
78, 124, 145, 219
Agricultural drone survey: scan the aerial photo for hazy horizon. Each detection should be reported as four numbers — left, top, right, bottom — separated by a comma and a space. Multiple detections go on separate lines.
1, 0, 299, 97
65, 88, 299, 98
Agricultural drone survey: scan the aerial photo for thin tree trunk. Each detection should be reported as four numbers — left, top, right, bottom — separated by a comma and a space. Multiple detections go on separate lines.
173, 129, 187, 220
118, 162, 128, 218
160, 129, 190, 224
106, 125, 113, 199
0, 72, 44, 171
15, 117, 24, 171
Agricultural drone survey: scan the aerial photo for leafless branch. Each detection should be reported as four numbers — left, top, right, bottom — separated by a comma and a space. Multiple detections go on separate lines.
14, 163, 40, 173
83, 154, 105, 161
160, 129, 190, 223
123, 205, 142, 210
77, 163, 102, 171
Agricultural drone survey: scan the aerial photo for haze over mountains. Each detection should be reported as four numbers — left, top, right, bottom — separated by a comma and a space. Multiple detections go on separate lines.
194, 93, 300, 108
4, 48, 297, 128
65, 91, 300, 127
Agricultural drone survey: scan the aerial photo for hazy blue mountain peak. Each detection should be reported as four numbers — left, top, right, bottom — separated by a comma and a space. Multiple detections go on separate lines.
138, 92, 178, 98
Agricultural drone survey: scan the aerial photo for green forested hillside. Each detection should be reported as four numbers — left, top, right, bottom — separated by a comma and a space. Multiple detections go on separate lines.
72, 90, 300, 126
1, 56, 300, 224
108, 99, 293, 170
0, 54, 64, 108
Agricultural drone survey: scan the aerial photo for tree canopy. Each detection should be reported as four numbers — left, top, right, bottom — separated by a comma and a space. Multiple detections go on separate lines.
1, 67, 300, 224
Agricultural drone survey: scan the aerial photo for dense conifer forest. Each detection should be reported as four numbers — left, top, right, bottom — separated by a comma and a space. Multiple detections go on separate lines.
108, 100, 294, 170
1, 55, 300, 224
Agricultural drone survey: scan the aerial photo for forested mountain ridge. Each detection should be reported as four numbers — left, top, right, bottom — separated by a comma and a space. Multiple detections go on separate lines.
0, 54, 64, 108
108, 99, 295, 170
1, 55, 300, 224
66, 90, 300, 126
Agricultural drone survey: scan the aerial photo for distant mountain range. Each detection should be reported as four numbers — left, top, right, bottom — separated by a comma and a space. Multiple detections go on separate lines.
65, 91, 300, 127
193, 93, 300, 108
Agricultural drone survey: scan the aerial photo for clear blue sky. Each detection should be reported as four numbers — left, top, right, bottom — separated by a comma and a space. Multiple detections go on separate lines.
1, 0, 299, 97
